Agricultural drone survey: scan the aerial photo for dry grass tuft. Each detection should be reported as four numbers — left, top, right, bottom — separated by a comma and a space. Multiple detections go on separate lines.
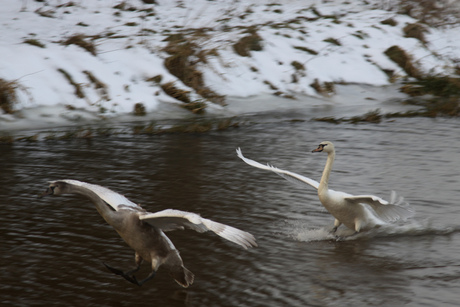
23, 38, 46, 48
397, 0, 460, 27
162, 32, 225, 108
403, 23, 428, 44
293, 46, 318, 55
180, 100, 207, 114
401, 76, 460, 97
146, 75, 163, 84
381, 18, 397, 26
0, 78, 20, 114
83, 70, 109, 100
161, 82, 191, 103
61, 34, 97, 56
58, 68, 85, 98
384, 45, 422, 79
323, 37, 341, 46
310, 79, 335, 96
133, 103, 146, 116
233, 29, 263, 57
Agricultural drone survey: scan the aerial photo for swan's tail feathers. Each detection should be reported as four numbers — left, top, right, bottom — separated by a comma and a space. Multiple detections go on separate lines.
170, 265, 195, 288
374, 191, 415, 223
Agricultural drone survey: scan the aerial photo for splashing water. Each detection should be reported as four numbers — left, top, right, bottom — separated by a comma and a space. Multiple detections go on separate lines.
282, 219, 459, 242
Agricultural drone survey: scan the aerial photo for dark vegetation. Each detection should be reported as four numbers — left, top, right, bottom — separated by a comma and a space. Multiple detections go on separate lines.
57, 68, 85, 98
323, 37, 341, 46
23, 38, 46, 48
0, 78, 20, 114
397, 0, 460, 27
83, 70, 109, 101
60, 34, 97, 56
0, 118, 243, 143
133, 103, 146, 116
293, 46, 318, 55
310, 79, 335, 96
232, 28, 263, 57
384, 45, 422, 79
315, 75, 460, 123
381, 18, 397, 26
403, 23, 428, 44
315, 97, 460, 124
161, 82, 191, 104
401, 76, 460, 97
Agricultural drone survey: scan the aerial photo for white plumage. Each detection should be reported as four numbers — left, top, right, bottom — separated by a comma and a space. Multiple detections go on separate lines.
140, 209, 257, 249
237, 141, 414, 234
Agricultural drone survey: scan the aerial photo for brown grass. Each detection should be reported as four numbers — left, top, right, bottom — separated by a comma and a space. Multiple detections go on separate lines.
381, 18, 397, 26
403, 23, 428, 44
310, 79, 335, 96
293, 46, 318, 55
291, 61, 305, 71
0, 78, 20, 114
233, 29, 263, 57
384, 45, 422, 79
401, 76, 460, 97
397, 0, 460, 27
161, 82, 191, 103
23, 38, 46, 48
83, 70, 109, 100
146, 75, 163, 84
162, 32, 225, 107
323, 38, 341, 46
133, 103, 146, 116
180, 100, 207, 114
61, 34, 97, 56
58, 68, 85, 98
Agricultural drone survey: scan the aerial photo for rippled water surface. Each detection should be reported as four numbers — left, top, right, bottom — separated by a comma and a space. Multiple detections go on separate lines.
2, 115, 460, 306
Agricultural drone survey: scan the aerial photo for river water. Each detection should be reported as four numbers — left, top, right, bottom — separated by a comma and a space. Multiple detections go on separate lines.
1, 112, 460, 306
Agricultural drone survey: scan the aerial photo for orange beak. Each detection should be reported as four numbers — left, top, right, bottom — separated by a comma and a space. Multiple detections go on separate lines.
312, 146, 323, 153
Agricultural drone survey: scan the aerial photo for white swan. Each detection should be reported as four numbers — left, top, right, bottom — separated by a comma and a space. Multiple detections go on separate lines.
237, 141, 414, 234
40, 179, 257, 287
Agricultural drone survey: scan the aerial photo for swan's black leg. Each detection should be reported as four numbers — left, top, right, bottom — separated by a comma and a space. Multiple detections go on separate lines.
103, 262, 142, 286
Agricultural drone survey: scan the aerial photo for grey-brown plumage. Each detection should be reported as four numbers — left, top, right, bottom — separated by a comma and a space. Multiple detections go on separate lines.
40, 179, 257, 287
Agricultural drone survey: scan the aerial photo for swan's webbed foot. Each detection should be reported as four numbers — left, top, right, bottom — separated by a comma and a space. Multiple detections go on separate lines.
103, 262, 142, 286
103, 262, 156, 286
134, 270, 156, 286
334, 231, 360, 241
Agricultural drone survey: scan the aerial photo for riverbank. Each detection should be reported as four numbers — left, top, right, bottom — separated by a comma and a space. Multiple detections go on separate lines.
1, 0, 459, 139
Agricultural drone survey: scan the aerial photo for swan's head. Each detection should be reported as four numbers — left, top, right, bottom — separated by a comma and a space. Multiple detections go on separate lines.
39, 181, 71, 198
312, 141, 335, 154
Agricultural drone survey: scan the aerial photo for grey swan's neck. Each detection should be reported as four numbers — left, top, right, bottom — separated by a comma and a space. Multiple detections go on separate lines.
67, 184, 121, 226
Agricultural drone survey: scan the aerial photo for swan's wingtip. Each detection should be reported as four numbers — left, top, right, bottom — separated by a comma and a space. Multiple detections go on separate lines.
236, 147, 243, 156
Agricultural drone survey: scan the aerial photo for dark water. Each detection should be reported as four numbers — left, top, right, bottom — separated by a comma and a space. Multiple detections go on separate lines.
1, 115, 460, 306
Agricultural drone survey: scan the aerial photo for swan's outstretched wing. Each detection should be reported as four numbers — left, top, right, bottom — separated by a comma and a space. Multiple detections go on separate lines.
58, 179, 143, 212
236, 148, 320, 190
345, 191, 414, 222
139, 209, 257, 249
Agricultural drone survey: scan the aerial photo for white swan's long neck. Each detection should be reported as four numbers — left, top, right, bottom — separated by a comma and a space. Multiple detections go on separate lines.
318, 151, 335, 194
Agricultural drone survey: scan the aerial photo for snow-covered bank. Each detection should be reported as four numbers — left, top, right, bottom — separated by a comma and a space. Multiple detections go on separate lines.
1, 0, 459, 134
